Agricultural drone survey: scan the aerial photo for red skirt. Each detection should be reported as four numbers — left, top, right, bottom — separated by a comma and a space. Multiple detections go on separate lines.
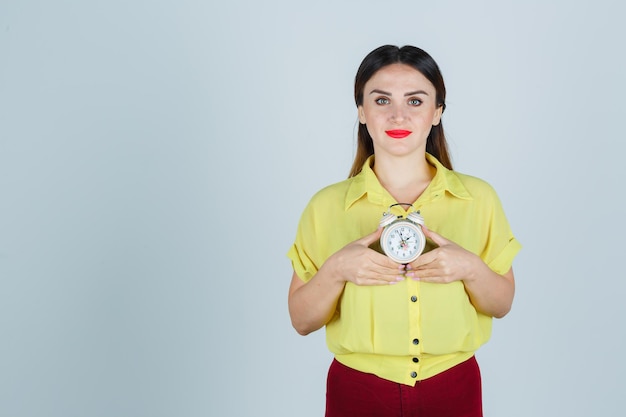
326, 356, 483, 417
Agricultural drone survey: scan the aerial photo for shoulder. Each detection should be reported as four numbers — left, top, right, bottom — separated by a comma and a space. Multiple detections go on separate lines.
307, 177, 354, 206
428, 153, 500, 202
296, 177, 355, 226
454, 170, 495, 191
447, 169, 502, 203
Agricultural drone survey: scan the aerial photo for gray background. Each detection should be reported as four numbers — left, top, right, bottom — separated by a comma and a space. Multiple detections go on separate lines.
1, 0, 624, 416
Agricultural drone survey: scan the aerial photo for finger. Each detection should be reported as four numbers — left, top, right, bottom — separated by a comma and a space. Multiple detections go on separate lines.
411, 274, 443, 284
368, 251, 408, 275
422, 225, 450, 247
375, 269, 410, 285
368, 251, 413, 280
408, 248, 439, 269
403, 261, 440, 282
357, 276, 406, 286
353, 264, 407, 285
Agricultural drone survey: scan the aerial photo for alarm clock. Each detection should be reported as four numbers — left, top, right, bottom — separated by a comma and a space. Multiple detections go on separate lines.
379, 203, 426, 264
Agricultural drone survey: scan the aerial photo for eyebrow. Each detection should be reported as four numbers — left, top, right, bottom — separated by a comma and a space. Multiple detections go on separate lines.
369, 89, 429, 96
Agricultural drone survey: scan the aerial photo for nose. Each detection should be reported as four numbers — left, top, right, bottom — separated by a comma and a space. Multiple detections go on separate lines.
390, 105, 407, 123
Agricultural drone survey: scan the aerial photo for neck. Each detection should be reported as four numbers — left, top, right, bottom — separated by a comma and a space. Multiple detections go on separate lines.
373, 153, 434, 204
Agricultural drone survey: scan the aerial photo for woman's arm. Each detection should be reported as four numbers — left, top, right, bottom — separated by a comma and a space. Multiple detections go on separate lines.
288, 270, 344, 336
408, 226, 515, 318
288, 227, 404, 335
464, 267, 515, 318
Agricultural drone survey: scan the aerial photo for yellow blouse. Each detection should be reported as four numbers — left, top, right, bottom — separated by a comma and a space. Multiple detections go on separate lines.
287, 154, 521, 385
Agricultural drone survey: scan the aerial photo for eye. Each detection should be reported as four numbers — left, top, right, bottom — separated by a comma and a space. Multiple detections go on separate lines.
375, 97, 390, 105
408, 98, 422, 106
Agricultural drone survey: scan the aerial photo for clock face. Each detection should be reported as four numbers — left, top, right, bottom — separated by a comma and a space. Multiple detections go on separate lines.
380, 221, 425, 263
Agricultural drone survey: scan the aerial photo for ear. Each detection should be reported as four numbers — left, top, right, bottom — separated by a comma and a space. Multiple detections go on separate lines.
431, 105, 443, 126
358, 105, 366, 124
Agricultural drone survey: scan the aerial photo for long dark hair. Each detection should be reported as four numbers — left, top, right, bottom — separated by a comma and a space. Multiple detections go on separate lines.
349, 45, 452, 177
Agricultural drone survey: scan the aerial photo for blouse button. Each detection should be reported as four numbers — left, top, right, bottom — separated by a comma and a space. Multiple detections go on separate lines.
412, 338, 419, 345
412, 357, 419, 363
411, 371, 418, 378
410, 295, 417, 302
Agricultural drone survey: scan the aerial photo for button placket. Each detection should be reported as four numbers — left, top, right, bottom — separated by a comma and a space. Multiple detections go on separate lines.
407, 278, 421, 379
407, 204, 430, 381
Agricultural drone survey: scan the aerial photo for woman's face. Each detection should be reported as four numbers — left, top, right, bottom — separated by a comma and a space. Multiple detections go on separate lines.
358, 63, 443, 159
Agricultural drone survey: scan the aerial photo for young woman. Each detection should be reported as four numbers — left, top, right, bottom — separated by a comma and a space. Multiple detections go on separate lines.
287, 45, 521, 417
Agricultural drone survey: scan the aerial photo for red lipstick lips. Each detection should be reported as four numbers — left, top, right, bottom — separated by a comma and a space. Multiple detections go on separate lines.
385, 130, 412, 139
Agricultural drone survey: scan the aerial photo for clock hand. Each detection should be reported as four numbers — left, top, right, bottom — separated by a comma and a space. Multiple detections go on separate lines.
398, 234, 407, 249
397, 231, 409, 249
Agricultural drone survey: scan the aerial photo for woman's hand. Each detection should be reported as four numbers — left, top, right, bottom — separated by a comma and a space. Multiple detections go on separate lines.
406, 226, 484, 283
289, 227, 407, 335
324, 227, 406, 286
406, 225, 515, 318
